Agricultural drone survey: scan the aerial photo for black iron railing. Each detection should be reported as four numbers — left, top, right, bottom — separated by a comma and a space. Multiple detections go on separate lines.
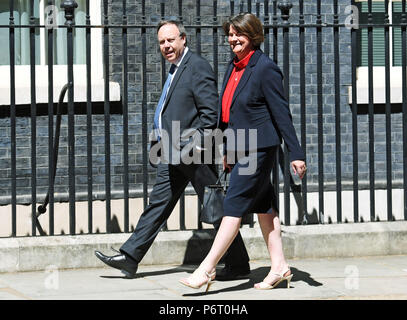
1, 0, 406, 237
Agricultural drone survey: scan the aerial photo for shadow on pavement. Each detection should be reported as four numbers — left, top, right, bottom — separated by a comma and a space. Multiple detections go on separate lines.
97, 263, 232, 280
182, 266, 323, 297
99, 265, 189, 280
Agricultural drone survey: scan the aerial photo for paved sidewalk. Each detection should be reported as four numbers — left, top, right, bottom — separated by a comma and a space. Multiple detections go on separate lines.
0, 254, 406, 300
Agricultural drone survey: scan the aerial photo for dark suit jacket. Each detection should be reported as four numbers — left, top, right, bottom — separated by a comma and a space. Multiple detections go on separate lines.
218, 49, 305, 162
151, 49, 218, 164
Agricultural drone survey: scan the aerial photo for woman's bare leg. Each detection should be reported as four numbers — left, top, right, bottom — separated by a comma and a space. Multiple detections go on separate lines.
181, 216, 242, 285
256, 212, 290, 285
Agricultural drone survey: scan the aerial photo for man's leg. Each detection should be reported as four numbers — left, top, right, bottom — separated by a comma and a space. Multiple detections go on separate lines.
213, 221, 250, 270
185, 164, 250, 280
95, 164, 190, 277
120, 164, 190, 263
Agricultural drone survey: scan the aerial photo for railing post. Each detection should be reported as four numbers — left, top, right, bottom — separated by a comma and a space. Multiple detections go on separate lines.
47, 0, 55, 236
316, 0, 324, 224
299, 0, 307, 225
159, 0, 168, 232
402, 0, 407, 220
141, 0, 149, 213
61, 0, 78, 27
85, 0, 93, 234
278, 1, 292, 21
334, 0, 342, 223
178, 0, 186, 231
264, 0, 270, 57
29, 0, 37, 236
102, 0, 112, 234
384, 0, 392, 221
278, 1, 292, 226
9, 0, 17, 237
122, 0, 129, 233
350, 0, 359, 223
367, 0, 375, 222
61, 0, 78, 235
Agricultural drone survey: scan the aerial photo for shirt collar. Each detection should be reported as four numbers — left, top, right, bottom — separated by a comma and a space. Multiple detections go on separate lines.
233, 50, 255, 69
173, 46, 189, 68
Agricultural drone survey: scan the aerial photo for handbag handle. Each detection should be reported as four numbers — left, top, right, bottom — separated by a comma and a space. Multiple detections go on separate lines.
214, 170, 228, 192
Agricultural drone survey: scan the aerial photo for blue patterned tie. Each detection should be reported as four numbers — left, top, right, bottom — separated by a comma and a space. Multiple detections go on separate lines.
153, 64, 177, 141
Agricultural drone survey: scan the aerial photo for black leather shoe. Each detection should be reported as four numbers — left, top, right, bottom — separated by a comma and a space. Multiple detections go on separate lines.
95, 250, 138, 278
215, 265, 250, 281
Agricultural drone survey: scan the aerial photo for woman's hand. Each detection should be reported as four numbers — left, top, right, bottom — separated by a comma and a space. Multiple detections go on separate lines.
223, 155, 232, 173
291, 160, 307, 180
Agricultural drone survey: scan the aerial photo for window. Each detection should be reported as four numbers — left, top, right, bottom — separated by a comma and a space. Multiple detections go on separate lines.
0, 0, 41, 65
0, 0, 87, 65
49, 0, 87, 65
357, 0, 406, 67
392, 1, 406, 66
357, 1, 386, 67
0, 0, 120, 105
349, 0, 406, 105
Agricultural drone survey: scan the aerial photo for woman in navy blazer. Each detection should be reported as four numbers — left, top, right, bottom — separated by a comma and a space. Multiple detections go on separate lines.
180, 13, 307, 292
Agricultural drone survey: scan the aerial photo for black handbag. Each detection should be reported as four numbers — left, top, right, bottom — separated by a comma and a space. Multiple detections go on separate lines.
200, 171, 228, 224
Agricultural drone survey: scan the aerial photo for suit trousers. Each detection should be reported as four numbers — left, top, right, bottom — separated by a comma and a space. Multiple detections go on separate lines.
120, 162, 250, 267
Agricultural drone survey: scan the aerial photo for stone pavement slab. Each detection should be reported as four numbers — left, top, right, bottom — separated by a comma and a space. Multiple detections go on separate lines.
0, 254, 406, 300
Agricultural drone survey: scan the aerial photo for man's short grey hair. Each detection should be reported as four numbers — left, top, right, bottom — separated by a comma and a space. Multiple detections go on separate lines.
157, 20, 188, 46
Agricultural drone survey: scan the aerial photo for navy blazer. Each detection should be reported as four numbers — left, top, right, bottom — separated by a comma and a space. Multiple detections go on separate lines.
152, 49, 218, 164
218, 49, 305, 162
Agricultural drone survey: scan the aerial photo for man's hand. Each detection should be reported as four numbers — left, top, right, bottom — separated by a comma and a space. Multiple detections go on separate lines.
291, 160, 307, 180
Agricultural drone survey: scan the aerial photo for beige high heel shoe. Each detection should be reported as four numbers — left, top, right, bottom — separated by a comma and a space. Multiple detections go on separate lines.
254, 267, 293, 290
179, 269, 216, 293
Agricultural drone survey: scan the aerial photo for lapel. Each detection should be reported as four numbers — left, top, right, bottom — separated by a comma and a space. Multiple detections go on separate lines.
219, 60, 234, 104
229, 49, 262, 108
163, 49, 192, 110
218, 60, 234, 125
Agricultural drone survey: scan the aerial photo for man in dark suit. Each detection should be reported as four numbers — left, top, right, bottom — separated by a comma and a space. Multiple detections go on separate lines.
95, 20, 250, 280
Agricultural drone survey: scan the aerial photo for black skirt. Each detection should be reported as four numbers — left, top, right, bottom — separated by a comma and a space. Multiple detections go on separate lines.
223, 146, 279, 217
